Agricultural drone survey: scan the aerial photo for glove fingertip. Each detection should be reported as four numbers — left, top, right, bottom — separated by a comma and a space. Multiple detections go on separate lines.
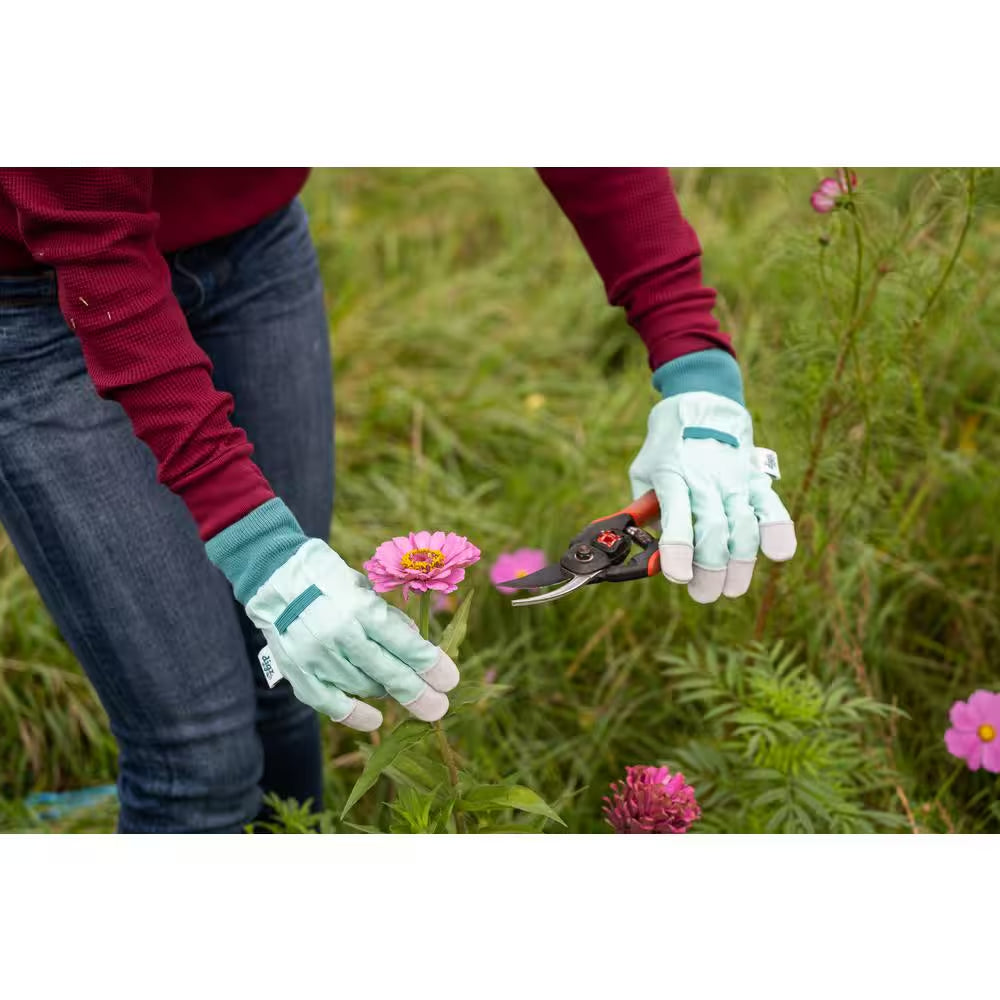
403, 686, 449, 722
420, 651, 460, 693
335, 700, 384, 732
688, 566, 726, 604
722, 559, 756, 598
659, 543, 694, 584
760, 522, 797, 562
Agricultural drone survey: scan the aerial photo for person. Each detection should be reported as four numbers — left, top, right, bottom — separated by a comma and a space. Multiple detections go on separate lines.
0, 168, 796, 833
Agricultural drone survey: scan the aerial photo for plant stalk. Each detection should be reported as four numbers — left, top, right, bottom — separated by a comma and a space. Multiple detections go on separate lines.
418, 592, 466, 832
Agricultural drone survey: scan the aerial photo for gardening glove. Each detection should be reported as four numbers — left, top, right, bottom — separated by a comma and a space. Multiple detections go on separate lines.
629, 349, 796, 604
206, 499, 459, 731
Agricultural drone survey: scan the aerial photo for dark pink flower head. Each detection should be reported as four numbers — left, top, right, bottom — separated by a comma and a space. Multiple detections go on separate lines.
363, 531, 481, 601
945, 690, 1000, 773
810, 169, 859, 213
489, 548, 548, 595
602, 765, 701, 834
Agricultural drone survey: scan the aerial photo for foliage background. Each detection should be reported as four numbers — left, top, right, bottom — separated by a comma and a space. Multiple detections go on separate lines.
2, 167, 998, 833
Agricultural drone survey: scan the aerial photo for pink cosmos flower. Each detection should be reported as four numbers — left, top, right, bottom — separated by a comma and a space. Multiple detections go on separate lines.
602, 765, 701, 834
489, 548, 548, 595
944, 690, 1000, 773
363, 531, 481, 601
810, 169, 859, 213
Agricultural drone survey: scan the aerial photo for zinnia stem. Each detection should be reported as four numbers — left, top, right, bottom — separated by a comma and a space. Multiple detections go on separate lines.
418, 591, 431, 639
417, 592, 466, 833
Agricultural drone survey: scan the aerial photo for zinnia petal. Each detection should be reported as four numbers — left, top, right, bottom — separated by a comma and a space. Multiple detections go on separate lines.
365, 530, 480, 595
372, 539, 404, 568
441, 534, 477, 564
411, 530, 433, 550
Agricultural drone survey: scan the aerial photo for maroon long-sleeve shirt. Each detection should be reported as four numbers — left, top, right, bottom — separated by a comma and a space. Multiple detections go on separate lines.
0, 168, 732, 541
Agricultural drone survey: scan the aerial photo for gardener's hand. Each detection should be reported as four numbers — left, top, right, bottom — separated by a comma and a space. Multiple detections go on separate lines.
205, 500, 459, 731
629, 349, 796, 604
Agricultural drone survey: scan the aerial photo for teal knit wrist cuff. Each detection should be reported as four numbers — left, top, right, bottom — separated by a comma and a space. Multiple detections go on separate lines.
205, 498, 308, 605
652, 349, 745, 406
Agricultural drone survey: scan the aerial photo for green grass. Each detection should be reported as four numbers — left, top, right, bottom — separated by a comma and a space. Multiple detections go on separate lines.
2, 168, 999, 833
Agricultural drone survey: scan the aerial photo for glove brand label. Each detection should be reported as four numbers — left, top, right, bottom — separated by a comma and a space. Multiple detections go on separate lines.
752, 447, 781, 480
258, 645, 283, 688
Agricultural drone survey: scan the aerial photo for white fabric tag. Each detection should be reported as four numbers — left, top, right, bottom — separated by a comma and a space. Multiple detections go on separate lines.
752, 447, 781, 480
258, 645, 283, 688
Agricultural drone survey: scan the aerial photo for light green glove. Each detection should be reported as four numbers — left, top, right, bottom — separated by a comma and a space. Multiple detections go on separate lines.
206, 500, 459, 731
629, 349, 796, 604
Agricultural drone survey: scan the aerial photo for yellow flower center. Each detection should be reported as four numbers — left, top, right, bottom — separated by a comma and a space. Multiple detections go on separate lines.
978, 723, 996, 743
401, 548, 445, 572
515, 569, 529, 578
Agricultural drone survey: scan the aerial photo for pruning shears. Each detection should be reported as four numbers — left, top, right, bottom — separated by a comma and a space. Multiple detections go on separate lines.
498, 489, 662, 606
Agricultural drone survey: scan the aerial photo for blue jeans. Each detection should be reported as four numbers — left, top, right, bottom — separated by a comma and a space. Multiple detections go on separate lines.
0, 200, 333, 832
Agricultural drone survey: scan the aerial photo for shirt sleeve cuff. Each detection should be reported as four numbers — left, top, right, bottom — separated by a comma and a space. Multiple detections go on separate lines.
651, 349, 745, 406
205, 498, 308, 604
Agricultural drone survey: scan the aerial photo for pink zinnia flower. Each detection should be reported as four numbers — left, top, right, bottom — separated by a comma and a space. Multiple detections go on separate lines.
944, 690, 1000, 773
489, 548, 548, 595
602, 765, 701, 834
363, 531, 481, 601
810, 169, 859, 213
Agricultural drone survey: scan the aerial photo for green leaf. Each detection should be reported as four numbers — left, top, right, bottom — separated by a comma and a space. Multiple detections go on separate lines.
439, 588, 474, 659
341, 821, 382, 834
387, 786, 435, 832
340, 718, 433, 818
431, 795, 456, 833
447, 681, 509, 712
458, 783, 566, 827
384, 749, 453, 796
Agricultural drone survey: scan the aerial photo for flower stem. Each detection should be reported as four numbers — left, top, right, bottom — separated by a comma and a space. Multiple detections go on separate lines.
905, 167, 978, 438
914, 168, 977, 329
754, 219, 889, 639
418, 591, 431, 640
841, 168, 864, 323
418, 592, 466, 833
435, 722, 460, 788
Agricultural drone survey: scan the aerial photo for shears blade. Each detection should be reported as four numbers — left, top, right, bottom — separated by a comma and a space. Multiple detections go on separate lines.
497, 563, 571, 591
509, 571, 602, 607
499, 564, 605, 607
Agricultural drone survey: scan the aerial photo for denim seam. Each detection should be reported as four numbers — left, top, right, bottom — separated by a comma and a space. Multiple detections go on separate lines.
171, 251, 208, 315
